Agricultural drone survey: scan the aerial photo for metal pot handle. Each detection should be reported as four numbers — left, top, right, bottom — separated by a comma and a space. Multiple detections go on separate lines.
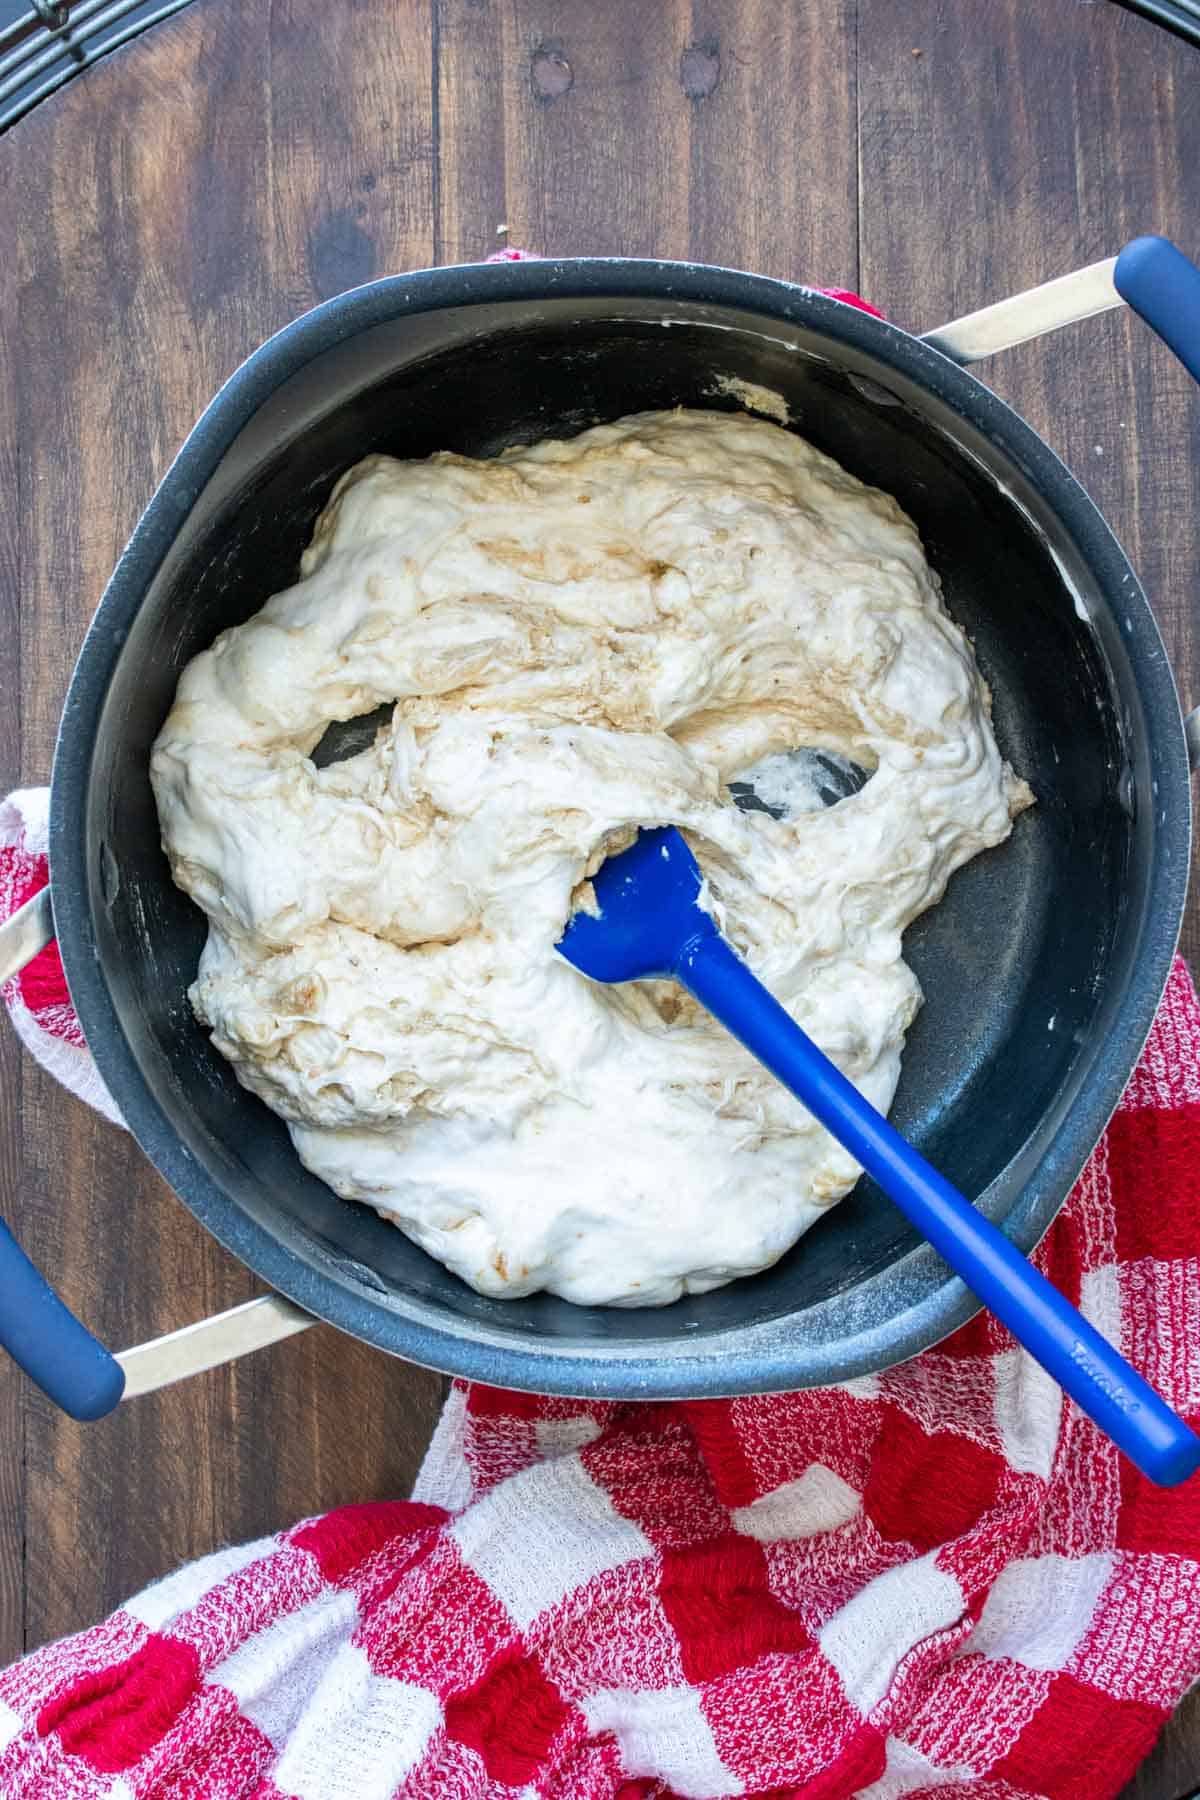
923, 233, 1200, 759
4, 236, 1198, 1416
0, 888, 314, 1414
0, 889, 124, 1417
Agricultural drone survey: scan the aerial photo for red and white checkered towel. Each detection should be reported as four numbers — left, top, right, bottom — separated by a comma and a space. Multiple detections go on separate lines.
0, 789, 121, 1124
5, 786, 1200, 1799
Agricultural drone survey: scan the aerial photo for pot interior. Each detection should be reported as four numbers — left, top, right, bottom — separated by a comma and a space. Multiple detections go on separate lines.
72, 283, 1164, 1381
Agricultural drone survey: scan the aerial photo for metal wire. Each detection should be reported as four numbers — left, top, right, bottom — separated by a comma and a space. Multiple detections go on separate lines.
1, 0, 110, 85
0, 0, 195, 129
28, 0, 69, 29
2, 0, 140, 97
0, 7, 46, 54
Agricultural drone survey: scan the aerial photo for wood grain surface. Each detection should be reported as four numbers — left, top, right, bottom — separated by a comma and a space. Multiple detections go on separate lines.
0, 3, 1198, 1795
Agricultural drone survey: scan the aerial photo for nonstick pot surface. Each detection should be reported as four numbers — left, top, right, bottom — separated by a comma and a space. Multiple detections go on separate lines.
50, 264, 1189, 1394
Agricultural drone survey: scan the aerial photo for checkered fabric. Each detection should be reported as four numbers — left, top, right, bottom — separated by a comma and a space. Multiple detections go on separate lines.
3, 917, 1200, 1797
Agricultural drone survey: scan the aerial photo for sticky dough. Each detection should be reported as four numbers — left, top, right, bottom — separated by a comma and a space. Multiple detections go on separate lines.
151, 409, 1031, 1307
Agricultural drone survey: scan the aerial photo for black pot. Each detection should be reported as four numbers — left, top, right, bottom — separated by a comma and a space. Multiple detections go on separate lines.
2, 248, 1198, 1419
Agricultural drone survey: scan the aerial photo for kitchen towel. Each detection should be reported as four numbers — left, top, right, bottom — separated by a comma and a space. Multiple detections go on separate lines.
3, 781, 1200, 1797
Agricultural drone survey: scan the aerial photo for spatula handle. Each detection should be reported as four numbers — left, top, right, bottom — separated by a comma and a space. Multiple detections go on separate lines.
678, 928, 1200, 1488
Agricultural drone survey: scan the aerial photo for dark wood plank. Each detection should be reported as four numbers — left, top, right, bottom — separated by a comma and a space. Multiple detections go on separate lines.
5, 0, 443, 1652
436, 0, 692, 262
435, 0, 857, 280
0, 121, 26, 1671
858, 9, 1200, 1796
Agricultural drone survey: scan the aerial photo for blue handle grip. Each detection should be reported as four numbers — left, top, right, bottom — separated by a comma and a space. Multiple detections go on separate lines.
1114, 235, 1200, 386
680, 930, 1200, 1488
0, 1214, 125, 1419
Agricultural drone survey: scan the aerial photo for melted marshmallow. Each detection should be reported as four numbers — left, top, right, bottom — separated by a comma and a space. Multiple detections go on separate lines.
151, 410, 1031, 1306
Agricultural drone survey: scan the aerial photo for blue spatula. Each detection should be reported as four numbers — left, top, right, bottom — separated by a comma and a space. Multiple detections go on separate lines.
558, 825, 1200, 1487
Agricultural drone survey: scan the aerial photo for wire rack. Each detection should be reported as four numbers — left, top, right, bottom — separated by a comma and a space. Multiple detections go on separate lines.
0, 0, 194, 131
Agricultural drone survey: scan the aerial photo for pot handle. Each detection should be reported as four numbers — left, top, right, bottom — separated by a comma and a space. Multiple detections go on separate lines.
1, 888, 317, 1413
0, 888, 126, 1417
1106, 238, 1200, 761
921, 233, 1200, 378
923, 234, 1200, 760
0, 1213, 126, 1418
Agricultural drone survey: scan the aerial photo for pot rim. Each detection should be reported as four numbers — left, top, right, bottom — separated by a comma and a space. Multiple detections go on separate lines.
46, 257, 1192, 1395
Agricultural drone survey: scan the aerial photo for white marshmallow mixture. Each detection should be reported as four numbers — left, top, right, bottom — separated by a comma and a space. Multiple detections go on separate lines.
151, 409, 1030, 1306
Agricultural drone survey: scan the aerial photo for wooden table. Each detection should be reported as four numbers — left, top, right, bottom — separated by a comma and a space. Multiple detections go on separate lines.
0, 2, 1197, 1793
